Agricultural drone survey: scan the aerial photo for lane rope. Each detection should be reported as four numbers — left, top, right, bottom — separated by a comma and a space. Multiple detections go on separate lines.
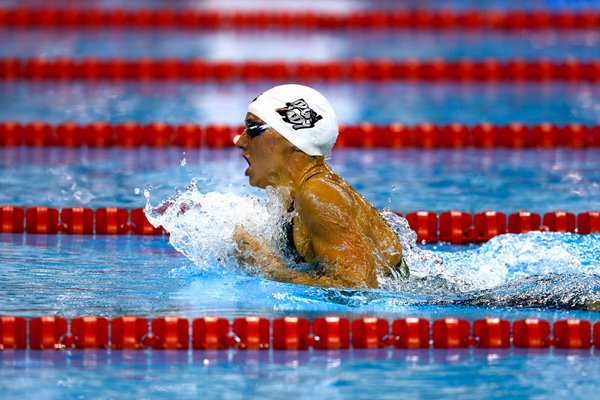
1, 58, 599, 82
1, 8, 599, 31
0, 315, 598, 350
1, 122, 599, 148
0, 206, 598, 240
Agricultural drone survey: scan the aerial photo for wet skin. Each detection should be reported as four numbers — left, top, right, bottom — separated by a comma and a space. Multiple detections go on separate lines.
233, 112, 403, 289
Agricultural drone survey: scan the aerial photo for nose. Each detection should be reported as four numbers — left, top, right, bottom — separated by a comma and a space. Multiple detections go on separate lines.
234, 130, 249, 148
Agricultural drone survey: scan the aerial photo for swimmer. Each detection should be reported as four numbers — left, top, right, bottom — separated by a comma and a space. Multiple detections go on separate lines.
233, 84, 408, 289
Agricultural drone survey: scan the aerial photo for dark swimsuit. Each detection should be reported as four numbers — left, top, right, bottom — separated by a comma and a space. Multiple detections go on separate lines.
283, 202, 306, 264
283, 202, 409, 280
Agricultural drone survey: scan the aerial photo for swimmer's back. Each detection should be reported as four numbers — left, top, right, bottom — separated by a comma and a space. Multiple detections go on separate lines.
294, 166, 403, 274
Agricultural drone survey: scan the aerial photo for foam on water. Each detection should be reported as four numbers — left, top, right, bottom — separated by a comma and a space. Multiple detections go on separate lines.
145, 182, 600, 309
144, 180, 290, 271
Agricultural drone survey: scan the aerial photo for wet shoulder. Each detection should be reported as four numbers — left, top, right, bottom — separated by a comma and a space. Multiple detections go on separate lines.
296, 175, 354, 219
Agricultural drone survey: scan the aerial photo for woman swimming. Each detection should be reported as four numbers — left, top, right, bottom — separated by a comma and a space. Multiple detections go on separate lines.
233, 84, 407, 289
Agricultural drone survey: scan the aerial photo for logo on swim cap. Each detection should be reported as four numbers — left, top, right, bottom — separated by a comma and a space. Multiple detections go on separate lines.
275, 99, 323, 131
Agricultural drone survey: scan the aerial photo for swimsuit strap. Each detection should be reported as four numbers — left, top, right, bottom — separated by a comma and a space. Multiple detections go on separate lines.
283, 200, 305, 263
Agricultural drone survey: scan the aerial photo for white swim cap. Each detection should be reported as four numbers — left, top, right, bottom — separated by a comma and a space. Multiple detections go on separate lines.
247, 84, 338, 157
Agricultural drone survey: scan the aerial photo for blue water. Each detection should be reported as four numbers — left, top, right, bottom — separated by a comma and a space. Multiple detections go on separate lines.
1, 231, 599, 318
0, 348, 598, 400
1, 207, 599, 399
2, 82, 600, 125
1, 148, 599, 214
2, 29, 599, 61
1, 146, 599, 318
2, 145, 598, 315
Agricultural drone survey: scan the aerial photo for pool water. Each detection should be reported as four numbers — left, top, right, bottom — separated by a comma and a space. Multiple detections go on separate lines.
2, 145, 599, 313
1, 348, 599, 400
2, 82, 600, 125
1, 146, 599, 400
2, 226, 599, 318
1, 147, 599, 213
1, 0, 600, 399
2, 29, 600, 61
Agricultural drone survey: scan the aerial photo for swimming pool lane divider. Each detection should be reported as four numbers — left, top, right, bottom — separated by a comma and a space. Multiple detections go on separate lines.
0, 315, 598, 351
1, 8, 599, 31
1, 58, 599, 82
1, 206, 598, 243
1, 122, 599, 148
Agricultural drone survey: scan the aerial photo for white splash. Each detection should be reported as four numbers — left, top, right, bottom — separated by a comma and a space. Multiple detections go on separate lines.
378, 212, 593, 294
378, 212, 453, 292
144, 180, 288, 269
445, 231, 587, 289
144, 182, 596, 296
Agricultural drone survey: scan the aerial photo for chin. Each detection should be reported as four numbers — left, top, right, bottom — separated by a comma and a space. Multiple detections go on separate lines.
248, 175, 263, 189
247, 169, 271, 189
254, 181, 268, 189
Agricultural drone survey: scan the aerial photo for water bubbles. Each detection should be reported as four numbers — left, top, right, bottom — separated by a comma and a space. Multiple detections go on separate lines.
72, 190, 95, 204
561, 172, 583, 183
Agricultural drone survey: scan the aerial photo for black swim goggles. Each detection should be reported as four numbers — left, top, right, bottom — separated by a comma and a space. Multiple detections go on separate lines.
244, 121, 270, 138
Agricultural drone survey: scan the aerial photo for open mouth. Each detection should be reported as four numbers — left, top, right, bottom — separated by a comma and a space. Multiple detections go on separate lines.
243, 154, 250, 176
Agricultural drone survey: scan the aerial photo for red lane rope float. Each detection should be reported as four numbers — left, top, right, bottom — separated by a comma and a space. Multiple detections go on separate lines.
409, 210, 600, 244
1, 206, 598, 241
0, 315, 598, 350
1, 122, 600, 148
1, 8, 599, 31
0, 206, 162, 236
1, 58, 600, 82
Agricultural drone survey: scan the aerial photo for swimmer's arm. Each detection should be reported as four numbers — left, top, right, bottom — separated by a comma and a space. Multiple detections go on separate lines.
232, 227, 343, 288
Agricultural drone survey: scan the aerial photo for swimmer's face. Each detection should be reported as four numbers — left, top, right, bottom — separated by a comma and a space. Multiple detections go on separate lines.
235, 112, 292, 188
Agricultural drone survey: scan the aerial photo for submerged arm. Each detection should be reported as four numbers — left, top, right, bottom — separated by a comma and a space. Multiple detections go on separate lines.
232, 226, 340, 287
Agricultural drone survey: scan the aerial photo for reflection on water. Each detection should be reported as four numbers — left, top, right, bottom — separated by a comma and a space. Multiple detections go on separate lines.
2, 82, 600, 125
2, 147, 598, 213
2, 229, 599, 319
1, 346, 599, 400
